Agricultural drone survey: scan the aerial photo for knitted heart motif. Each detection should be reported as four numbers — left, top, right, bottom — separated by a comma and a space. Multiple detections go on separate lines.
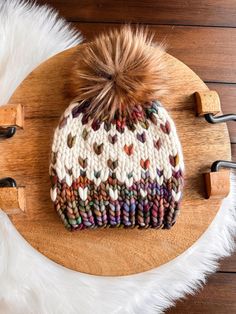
108, 134, 118, 144
93, 143, 104, 155
67, 133, 76, 148
124, 144, 134, 156
154, 139, 162, 150
116, 119, 125, 133
82, 128, 89, 140
78, 157, 88, 168
78, 187, 88, 201
160, 121, 171, 134
140, 159, 150, 170
94, 170, 101, 179
109, 188, 119, 201
107, 159, 118, 170
136, 132, 146, 143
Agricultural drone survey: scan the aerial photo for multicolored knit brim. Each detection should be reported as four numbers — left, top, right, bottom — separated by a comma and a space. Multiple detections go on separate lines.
50, 100, 184, 231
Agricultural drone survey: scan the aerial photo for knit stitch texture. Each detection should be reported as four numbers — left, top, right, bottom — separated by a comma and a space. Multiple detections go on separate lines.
50, 100, 184, 230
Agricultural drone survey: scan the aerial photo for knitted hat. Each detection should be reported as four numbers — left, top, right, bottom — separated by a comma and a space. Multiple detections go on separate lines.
49, 26, 184, 231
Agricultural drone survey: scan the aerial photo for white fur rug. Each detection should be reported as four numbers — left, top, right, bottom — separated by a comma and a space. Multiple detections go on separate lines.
0, 1, 235, 313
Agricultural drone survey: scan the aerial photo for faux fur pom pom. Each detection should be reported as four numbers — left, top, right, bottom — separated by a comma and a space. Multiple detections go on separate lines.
70, 26, 167, 121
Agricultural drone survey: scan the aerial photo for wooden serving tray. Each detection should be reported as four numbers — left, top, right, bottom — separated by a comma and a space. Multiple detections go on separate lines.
0, 46, 231, 276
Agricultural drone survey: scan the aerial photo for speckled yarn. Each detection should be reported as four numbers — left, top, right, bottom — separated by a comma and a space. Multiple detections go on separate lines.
50, 101, 184, 230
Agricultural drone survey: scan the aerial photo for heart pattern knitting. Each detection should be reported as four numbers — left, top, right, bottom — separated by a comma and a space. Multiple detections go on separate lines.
107, 159, 118, 171
140, 159, 150, 170
50, 101, 184, 231
124, 144, 134, 156
93, 142, 104, 155
137, 131, 146, 143
108, 134, 118, 144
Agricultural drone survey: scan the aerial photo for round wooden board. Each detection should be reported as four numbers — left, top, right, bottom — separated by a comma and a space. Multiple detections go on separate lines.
0, 46, 231, 276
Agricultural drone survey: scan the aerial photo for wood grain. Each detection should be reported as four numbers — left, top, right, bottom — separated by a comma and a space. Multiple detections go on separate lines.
232, 143, 236, 160
38, 0, 236, 27
166, 273, 236, 314
73, 23, 236, 84
0, 46, 230, 276
220, 252, 236, 272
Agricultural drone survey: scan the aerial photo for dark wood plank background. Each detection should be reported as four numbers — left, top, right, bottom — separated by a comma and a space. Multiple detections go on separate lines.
38, 1, 236, 312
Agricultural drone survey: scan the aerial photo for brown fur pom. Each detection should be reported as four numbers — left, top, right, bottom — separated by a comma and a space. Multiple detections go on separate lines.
70, 25, 166, 121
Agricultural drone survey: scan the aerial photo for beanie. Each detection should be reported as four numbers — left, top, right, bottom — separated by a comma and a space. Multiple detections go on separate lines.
49, 26, 184, 231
